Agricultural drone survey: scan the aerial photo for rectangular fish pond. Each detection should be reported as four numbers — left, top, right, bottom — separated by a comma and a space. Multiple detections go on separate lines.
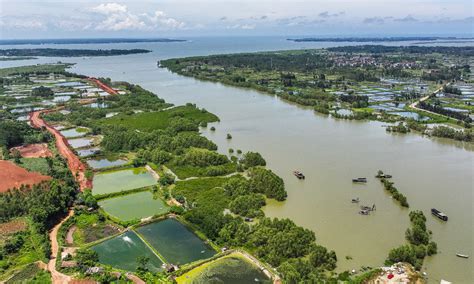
176, 252, 271, 284
60, 127, 89, 138
77, 147, 100, 157
92, 167, 156, 196
91, 231, 163, 272
99, 191, 169, 221
67, 137, 94, 149
136, 218, 216, 265
87, 158, 127, 169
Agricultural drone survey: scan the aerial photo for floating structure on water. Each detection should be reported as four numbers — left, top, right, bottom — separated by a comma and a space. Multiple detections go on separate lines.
351, 198, 360, 203
293, 171, 305, 179
431, 208, 448, 221
352, 177, 367, 183
456, 253, 469, 259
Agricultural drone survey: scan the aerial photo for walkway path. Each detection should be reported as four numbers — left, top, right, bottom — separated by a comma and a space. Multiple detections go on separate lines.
48, 210, 74, 284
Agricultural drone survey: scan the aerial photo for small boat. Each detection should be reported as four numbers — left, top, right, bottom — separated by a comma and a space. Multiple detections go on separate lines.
384, 174, 392, 178
352, 177, 367, 183
456, 253, 469, 259
359, 210, 370, 215
351, 198, 360, 203
293, 171, 305, 179
431, 208, 448, 221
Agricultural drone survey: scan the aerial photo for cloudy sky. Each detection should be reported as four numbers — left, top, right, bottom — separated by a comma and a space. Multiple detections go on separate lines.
1, 0, 473, 39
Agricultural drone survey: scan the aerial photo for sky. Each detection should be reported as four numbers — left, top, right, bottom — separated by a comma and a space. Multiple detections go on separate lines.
0, 0, 473, 39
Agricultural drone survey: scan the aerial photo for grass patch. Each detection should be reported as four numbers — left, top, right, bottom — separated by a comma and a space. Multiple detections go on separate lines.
18, 158, 49, 175
100, 105, 218, 132
173, 177, 233, 205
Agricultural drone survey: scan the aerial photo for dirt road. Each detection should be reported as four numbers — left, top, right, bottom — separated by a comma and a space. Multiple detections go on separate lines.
29, 110, 92, 190
48, 210, 74, 284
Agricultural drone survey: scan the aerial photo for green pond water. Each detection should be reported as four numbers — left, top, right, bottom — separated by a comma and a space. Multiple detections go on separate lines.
87, 158, 127, 169
136, 218, 216, 265
191, 256, 271, 284
99, 191, 169, 221
92, 231, 163, 272
92, 168, 156, 195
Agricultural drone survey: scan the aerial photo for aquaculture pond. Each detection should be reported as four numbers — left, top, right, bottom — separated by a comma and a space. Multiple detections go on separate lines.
92, 231, 163, 272
136, 218, 216, 265
176, 253, 271, 284
92, 167, 156, 196
99, 191, 169, 221
67, 137, 93, 148
77, 147, 100, 157
86, 158, 127, 169
60, 127, 89, 138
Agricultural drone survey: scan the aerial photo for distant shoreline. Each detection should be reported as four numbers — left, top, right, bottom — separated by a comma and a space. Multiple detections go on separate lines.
0, 48, 151, 57
288, 36, 474, 43
0, 38, 186, 45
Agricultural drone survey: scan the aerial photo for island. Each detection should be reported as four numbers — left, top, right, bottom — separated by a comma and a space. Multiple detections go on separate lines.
161, 45, 473, 143
0, 38, 186, 45
0, 48, 151, 57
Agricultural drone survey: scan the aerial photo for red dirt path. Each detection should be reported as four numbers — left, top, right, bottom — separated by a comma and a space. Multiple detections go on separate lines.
10, 143, 53, 158
29, 110, 92, 191
0, 160, 51, 192
88, 78, 118, 95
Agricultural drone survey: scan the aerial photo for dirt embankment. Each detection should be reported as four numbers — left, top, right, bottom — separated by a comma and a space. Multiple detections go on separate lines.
0, 160, 52, 192
10, 143, 53, 158
29, 110, 92, 190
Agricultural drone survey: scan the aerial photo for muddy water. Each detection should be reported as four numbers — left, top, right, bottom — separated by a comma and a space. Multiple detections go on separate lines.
2, 37, 472, 282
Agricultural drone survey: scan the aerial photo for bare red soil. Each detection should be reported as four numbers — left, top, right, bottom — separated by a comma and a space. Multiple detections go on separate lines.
0, 160, 51, 192
29, 110, 92, 191
88, 78, 118, 95
10, 143, 53, 158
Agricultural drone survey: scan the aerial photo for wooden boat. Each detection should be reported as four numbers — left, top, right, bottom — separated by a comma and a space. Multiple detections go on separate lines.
352, 177, 367, 183
351, 198, 360, 203
431, 208, 448, 221
293, 171, 305, 179
456, 253, 469, 259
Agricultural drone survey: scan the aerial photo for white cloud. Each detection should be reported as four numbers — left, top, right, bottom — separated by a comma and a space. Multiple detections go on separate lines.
89, 3, 185, 31
0, 17, 46, 29
92, 3, 127, 15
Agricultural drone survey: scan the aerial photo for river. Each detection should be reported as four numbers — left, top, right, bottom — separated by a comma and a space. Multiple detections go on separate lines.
1, 36, 473, 283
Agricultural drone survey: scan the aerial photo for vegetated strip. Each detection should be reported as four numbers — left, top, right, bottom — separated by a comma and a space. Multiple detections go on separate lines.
132, 228, 168, 264
93, 186, 152, 201
0, 38, 185, 45
376, 171, 409, 207
0, 48, 151, 57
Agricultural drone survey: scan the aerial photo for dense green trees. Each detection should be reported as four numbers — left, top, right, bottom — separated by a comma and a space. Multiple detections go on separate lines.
32, 86, 53, 97
229, 194, 266, 217
386, 211, 437, 270
177, 148, 229, 167
248, 168, 287, 201
431, 126, 472, 142
239, 151, 266, 168
0, 120, 49, 148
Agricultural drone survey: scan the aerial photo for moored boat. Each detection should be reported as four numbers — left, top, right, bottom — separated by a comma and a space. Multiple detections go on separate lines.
293, 171, 305, 179
352, 177, 367, 183
456, 253, 469, 259
431, 208, 448, 221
